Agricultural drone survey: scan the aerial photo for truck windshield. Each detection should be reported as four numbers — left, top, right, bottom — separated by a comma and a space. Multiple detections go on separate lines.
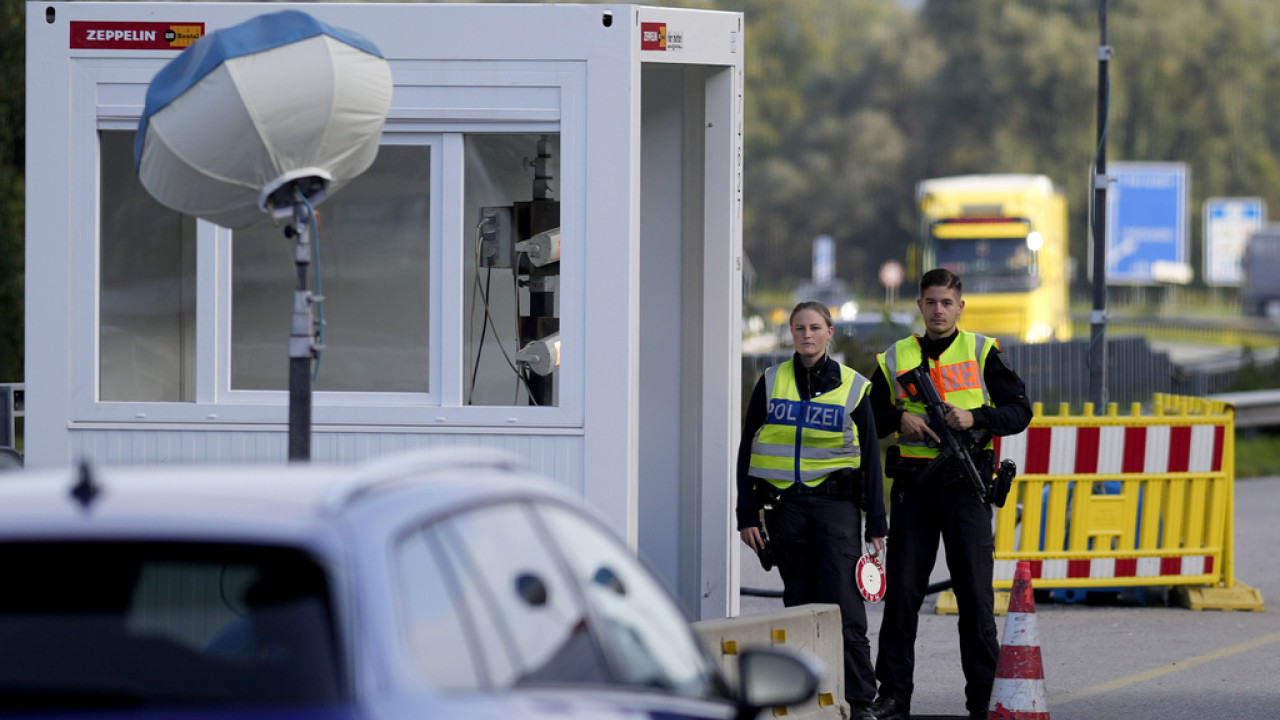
0, 542, 347, 712
933, 236, 1040, 292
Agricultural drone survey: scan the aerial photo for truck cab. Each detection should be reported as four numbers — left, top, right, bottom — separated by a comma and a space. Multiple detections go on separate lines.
917, 174, 1071, 344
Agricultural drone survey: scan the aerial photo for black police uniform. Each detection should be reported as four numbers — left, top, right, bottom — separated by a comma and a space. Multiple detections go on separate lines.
869, 331, 1031, 720
736, 351, 889, 713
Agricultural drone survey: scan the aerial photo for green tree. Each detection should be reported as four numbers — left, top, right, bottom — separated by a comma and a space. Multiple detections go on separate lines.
7, 0, 1280, 343
729, 0, 931, 291
914, 0, 1097, 278
733, 0, 1280, 300
1108, 0, 1280, 282
728, 0, 837, 282
0, 0, 23, 382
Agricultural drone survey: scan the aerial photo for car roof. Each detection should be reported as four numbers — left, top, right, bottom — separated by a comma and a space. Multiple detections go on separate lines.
0, 447, 564, 543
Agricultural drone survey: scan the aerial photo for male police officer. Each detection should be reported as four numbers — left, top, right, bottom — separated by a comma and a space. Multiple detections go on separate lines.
868, 269, 1031, 720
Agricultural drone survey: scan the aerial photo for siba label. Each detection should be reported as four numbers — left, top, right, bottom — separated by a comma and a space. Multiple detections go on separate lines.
640, 22, 666, 51
71, 22, 205, 50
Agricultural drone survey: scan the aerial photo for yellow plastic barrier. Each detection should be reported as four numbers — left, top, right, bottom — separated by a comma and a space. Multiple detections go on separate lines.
937, 394, 1264, 613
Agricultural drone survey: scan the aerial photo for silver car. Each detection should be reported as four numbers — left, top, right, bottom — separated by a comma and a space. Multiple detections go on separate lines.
0, 448, 817, 719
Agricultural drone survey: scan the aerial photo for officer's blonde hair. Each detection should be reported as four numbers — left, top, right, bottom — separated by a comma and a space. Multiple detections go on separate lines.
789, 300, 834, 328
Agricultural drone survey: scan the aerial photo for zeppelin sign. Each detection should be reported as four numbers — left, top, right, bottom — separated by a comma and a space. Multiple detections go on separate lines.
71, 21, 204, 50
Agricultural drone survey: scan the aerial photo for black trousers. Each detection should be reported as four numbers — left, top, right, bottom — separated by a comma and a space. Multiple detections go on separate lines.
874, 473, 999, 718
768, 495, 874, 707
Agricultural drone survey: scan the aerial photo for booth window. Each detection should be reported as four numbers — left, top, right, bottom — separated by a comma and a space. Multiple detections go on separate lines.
231, 145, 431, 393
101, 131, 569, 407
100, 135, 431, 400
464, 134, 561, 407
99, 131, 198, 402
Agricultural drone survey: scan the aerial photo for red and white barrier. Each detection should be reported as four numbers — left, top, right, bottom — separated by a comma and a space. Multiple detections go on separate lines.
994, 555, 1215, 584
994, 423, 1225, 475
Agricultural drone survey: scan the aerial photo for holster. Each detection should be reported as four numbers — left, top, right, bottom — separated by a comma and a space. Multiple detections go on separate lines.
757, 530, 775, 571
752, 480, 783, 510
988, 457, 1017, 508
748, 481, 780, 571
884, 445, 922, 482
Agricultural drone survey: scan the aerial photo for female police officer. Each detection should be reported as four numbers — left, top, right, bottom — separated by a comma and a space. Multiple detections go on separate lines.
736, 300, 888, 720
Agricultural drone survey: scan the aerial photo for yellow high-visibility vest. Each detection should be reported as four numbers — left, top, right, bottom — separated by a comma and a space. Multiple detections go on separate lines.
877, 331, 997, 460
748, 360, 870, 489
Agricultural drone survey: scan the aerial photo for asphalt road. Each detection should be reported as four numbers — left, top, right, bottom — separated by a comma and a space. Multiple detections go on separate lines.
738, 476, 1280, 719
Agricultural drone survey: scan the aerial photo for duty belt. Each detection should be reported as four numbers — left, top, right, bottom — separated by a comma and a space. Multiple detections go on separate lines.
780, 477, 852, 498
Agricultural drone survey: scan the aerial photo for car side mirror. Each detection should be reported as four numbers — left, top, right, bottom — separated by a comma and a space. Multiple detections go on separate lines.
733, 646, 822, 720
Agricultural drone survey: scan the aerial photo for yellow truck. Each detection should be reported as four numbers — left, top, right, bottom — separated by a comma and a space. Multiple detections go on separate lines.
916, 174, 1072, 343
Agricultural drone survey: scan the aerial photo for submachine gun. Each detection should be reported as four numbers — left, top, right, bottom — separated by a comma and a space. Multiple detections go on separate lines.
895, 364, 1016, 507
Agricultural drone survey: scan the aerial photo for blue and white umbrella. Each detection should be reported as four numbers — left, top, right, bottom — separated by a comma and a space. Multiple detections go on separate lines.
135, 10, 393, 229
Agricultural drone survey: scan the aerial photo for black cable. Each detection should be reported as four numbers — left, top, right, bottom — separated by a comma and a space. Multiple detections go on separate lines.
469, 268, 493, 398
742, 580, 952, 599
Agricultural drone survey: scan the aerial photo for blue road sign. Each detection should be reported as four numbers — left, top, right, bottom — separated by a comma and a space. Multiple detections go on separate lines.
1104, 162, 1189, 285
1203, 197, 1265, 287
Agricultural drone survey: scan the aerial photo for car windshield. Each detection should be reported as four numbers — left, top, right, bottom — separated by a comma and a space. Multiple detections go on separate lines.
0, 542, 347, 712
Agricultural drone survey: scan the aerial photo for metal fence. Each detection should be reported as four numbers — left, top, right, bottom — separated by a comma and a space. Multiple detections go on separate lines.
743, 335, 1262, 413
1003, 336, 1246, 410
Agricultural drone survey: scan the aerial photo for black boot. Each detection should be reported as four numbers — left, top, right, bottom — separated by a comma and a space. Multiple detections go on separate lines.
868, 696, 910, 720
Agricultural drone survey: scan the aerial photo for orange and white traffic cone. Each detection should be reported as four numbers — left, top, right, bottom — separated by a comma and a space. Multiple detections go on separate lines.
988, 560, 1049, 720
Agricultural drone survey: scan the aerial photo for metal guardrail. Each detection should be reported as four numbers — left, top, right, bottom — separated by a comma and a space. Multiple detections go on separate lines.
1208, 389, 1280, 429
1074, 312, 1280, 348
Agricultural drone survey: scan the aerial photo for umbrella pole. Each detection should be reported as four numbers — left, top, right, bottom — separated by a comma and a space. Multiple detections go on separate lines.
287, 200, 316, 461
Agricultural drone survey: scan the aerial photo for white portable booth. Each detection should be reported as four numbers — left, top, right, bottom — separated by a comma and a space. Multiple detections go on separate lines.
25, 2, 745, 619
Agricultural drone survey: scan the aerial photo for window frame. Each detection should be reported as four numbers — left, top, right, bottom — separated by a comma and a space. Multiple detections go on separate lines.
72, 63, 585, 429
218, 134, 445, 410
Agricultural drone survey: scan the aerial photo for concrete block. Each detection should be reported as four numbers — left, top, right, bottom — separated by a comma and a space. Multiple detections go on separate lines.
693, 603, 849, 720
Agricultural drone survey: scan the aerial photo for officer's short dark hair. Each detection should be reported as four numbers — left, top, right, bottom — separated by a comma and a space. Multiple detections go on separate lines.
920, 267, 962, 296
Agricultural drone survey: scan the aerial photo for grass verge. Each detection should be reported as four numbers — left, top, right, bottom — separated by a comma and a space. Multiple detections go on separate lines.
1235, 429, 1280, 479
